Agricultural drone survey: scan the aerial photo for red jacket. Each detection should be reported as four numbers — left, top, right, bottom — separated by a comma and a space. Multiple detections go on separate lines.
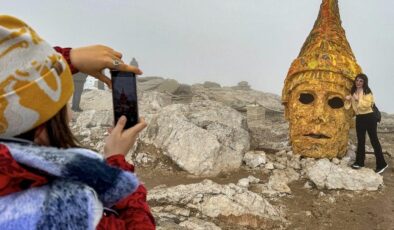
0, 144, 155, 229
53, 46, 79, 74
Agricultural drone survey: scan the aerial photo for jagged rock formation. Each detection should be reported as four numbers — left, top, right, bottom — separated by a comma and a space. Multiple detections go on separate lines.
141, 100, 250, 176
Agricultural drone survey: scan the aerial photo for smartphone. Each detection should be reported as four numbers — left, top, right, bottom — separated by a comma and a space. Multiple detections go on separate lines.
111, 70, 139, 129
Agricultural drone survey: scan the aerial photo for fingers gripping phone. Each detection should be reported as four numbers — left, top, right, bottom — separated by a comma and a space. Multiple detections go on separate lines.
111, 70, 139, 129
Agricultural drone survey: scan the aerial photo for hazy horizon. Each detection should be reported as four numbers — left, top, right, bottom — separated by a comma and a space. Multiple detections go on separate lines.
2, 0, 393, 113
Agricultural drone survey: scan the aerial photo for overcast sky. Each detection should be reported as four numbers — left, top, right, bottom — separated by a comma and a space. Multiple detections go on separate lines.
2, 0, 393, 113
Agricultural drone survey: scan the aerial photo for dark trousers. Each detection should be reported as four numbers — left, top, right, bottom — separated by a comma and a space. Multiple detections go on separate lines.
355, 112, 386, 168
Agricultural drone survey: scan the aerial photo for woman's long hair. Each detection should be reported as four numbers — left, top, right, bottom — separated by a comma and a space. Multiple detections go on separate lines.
350, 73, 372, 95
16, 105, 79, 148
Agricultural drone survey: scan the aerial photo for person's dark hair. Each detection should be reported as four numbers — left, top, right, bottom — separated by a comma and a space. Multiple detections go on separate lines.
351, 73, 372, 95
16, 106, 79, 148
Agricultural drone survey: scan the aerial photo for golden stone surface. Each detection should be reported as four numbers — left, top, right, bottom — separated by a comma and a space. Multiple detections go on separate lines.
282, 0, 362, 158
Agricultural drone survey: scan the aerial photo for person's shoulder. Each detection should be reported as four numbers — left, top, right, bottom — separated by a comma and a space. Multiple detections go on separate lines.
363, 92, 374, 101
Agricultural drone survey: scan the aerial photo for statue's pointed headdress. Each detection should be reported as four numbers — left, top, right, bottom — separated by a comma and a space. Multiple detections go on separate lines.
282, 0, 362, 105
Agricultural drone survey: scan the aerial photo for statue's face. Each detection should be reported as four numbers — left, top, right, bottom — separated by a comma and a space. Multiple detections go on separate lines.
286, 79, 352, 158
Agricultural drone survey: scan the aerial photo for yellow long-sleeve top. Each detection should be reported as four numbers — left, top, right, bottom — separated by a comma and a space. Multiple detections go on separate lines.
345, 92, 374, 115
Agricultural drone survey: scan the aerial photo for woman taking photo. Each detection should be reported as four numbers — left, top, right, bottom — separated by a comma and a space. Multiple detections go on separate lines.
345, 73, 388, 174
0, 15, 155, 229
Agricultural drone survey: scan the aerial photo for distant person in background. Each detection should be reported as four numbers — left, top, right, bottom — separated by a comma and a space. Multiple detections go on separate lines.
71, 72, 88, 112
345, 73, 388, 174
0, 15, 155, 229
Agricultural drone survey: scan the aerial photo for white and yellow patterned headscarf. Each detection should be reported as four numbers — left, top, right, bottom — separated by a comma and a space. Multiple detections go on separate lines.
0, 15, 73, 137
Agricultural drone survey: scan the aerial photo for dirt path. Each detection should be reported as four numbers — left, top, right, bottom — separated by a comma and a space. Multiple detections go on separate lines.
137, 156, 393, 230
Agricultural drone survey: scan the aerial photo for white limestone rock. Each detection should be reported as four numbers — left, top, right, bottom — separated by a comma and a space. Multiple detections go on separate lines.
148, 180, 283, 221
265, 162, 275, 170
265, 168, 300, 194
139, 91, 172, 115
243, 151, 267, 168
237, 178, 250, 188
306, 159, 383, 191
237, 175, 260, 188
141, 100, 250, 176
332, 158, 340, 165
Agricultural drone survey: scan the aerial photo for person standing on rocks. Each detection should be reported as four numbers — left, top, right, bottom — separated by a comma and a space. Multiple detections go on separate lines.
0, 15, 155, 229
345, 73, 388, 174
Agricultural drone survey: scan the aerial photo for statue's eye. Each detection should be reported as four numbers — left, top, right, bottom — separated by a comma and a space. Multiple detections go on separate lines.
328, 97, 344, 109
299, 93, 314, 104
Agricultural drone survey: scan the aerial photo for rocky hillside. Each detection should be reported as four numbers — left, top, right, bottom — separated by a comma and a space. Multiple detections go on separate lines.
70, 77, 394, 230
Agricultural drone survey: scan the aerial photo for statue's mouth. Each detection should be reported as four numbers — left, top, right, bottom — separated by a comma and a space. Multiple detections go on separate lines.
303, 133, 330, 139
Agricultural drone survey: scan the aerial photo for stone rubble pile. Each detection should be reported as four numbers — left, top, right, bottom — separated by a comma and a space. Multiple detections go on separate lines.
148, 179, 284, 229
242, 148, 383, 194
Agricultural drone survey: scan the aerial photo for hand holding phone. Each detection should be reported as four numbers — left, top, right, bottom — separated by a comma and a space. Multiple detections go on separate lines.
104, 116, 147, 158
111, 70, 139, 129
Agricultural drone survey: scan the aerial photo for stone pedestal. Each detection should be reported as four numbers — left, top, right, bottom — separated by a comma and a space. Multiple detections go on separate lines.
72, 73, 88, 111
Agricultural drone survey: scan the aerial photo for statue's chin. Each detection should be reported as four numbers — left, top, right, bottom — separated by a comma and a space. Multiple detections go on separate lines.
292, 141, 346, 159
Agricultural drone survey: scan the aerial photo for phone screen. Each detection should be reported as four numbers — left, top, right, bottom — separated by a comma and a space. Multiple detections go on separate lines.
111, 71, 139, 129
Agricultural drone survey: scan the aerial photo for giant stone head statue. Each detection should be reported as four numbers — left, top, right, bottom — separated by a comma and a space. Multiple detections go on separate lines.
282, 0, 362, 158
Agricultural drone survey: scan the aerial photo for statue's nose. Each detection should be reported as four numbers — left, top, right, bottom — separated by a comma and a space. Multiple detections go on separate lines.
312, 103, 328, 123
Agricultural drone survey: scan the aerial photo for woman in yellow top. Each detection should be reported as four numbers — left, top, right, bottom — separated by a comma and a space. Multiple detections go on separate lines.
345, 73, 388, 174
